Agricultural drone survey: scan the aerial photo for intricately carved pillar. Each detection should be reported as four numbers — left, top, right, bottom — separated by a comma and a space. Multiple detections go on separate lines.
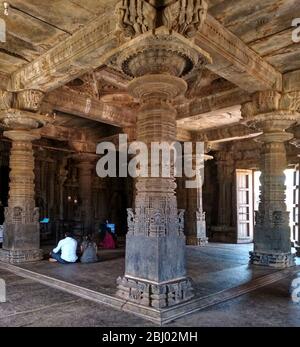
118, 74, 195, 308
109, 0, 211, 307
185, 151, 213, 246
0, 89, 49, 263
242, 90, 300, 268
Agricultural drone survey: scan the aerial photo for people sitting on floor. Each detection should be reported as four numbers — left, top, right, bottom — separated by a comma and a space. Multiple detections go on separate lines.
49, 231, 78, 264
80, 235, 98, 263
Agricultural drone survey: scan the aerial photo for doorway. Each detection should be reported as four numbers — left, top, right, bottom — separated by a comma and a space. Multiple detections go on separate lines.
236, 169, 253, 243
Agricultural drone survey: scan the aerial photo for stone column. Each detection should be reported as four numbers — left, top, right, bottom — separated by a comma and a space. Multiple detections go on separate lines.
0, 130, 42, 262
210, 147, 236, 242
185, 152, 213, 246
242, 90, 300, 268
110, 25, 211, 307
57, 158, 68, 221
0, 89, 49, 263
117, 74, 194, 308
290, 129, 300, 256
74, 154, 96, 234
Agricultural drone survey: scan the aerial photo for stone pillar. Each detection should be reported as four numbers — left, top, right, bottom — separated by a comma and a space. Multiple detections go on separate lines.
185, 153, 213, 246
290, 129, 300, 256
0, 130, 42, 263
210, 147, 236, 242
108, 0, 211, 308
242, 90, 300, 268
0, 89, 49, 263
57, 158, 68, 221
74, 154, 96, 234
117, 75, 194, 308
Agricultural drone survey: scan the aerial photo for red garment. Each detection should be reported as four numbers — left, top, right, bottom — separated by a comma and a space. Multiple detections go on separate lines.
100, 232, 116, 249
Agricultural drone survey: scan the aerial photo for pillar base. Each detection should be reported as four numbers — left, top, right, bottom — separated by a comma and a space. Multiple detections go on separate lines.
0, 248, 43, 264
116, 276, 194, 309
186, 236, 208, 246
250, 251, 295, 268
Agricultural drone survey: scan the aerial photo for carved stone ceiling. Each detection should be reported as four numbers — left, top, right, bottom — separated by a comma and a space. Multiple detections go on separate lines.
0, 0, 118, 73
0, 0, 298, 75
0, 0, 299, 135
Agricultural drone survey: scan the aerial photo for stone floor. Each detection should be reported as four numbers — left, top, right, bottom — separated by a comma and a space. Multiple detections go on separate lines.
17, 243, 279, 297
0, 243, 299, 326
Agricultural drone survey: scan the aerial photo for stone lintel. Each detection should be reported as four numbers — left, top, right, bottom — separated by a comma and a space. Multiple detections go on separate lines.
196, 14, 282, 93
44, 87, 136, 128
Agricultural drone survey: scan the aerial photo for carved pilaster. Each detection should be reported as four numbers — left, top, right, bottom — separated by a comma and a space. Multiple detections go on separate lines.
242, 90, 300, 268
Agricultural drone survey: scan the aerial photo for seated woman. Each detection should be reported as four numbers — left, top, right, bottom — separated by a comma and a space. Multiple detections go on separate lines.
80, 235, 98, 264
49, 231, 78, 264
100, 229, 116, 249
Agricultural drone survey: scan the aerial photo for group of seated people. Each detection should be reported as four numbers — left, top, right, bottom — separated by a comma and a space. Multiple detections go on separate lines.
49, 222, 117, 265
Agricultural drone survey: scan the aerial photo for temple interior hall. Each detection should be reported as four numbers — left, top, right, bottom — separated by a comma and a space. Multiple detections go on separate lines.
0, 0, 300, 327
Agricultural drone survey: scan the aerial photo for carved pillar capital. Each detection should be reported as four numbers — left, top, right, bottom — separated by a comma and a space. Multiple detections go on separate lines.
115, 0, 208, 39
241, 90, 300, 134
0, 89, 50, 132
14, 90, 45, 112
0, 90, 13, 110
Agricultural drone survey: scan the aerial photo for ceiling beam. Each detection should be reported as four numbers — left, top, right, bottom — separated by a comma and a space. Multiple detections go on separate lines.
176, 87, 250, 120
43, 86, 250, 131
194, 124, 261, 143
43, 87, 136, 128
195, 14, 283, 93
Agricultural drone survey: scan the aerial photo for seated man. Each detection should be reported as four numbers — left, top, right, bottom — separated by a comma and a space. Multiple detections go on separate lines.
49, 231, 78, 264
